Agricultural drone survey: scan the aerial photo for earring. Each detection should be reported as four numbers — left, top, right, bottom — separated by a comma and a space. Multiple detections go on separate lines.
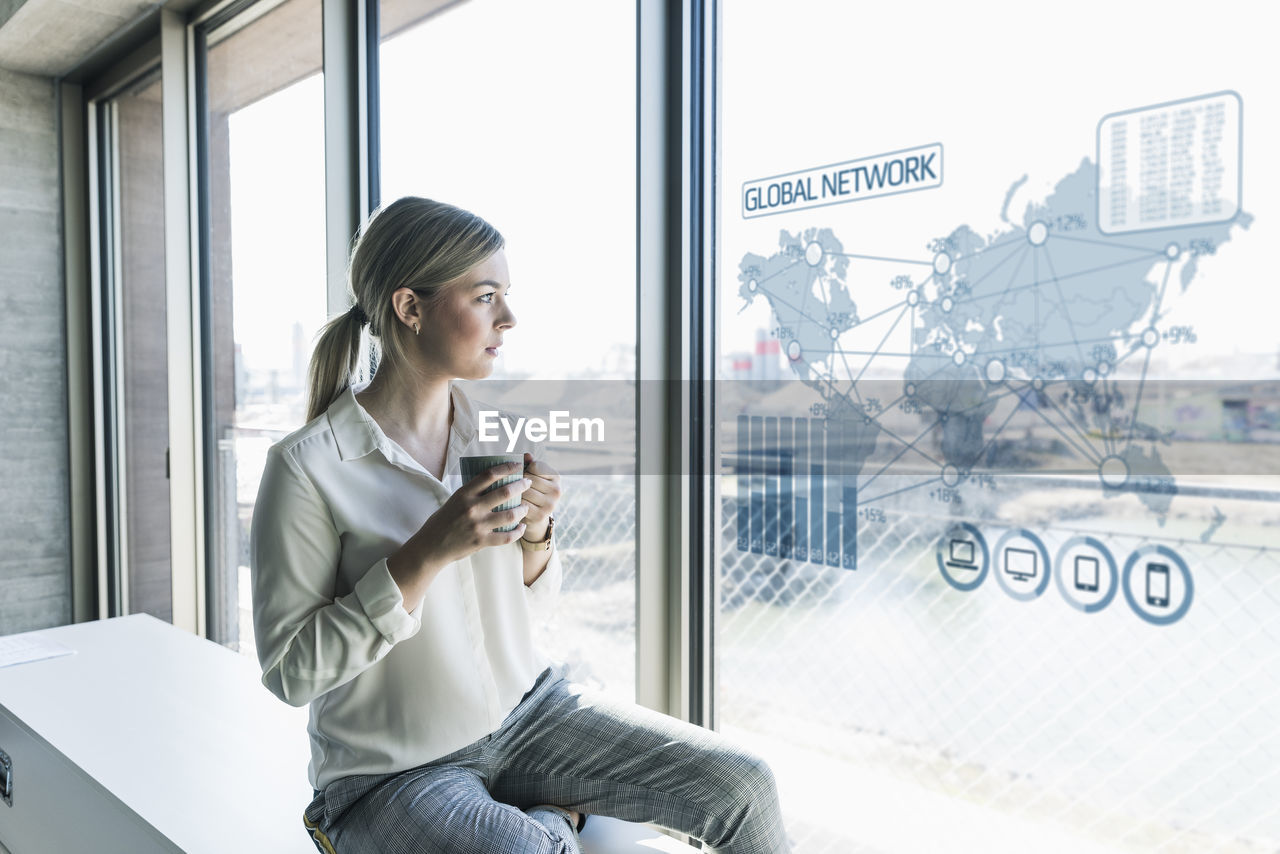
413, 323, 420, 336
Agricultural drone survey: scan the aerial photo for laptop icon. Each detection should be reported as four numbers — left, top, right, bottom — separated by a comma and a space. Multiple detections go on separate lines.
946, 538, 978, 570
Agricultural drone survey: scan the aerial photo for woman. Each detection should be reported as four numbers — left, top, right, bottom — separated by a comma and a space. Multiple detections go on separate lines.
250, 197, 789, 854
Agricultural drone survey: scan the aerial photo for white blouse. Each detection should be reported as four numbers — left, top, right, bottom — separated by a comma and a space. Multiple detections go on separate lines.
249, 382, 562, 791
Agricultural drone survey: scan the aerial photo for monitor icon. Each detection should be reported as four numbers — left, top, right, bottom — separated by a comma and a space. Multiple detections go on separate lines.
946, 538, 977, 570
1074, 555, 1099, 592
1004, 547, 1037, 582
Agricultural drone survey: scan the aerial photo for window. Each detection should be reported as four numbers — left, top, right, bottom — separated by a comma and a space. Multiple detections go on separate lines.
199, 0, 327, 653
716, 2, 1279, 850
379, 0, 638, 698
98, 72, 171, 621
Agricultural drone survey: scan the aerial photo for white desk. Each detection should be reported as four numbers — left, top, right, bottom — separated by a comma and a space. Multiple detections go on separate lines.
0, 615, 313, 853
0, 615, 692, 853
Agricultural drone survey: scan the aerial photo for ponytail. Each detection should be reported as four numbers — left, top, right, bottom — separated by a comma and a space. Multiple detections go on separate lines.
302, 197, 504, 424
305, 307, 367, 422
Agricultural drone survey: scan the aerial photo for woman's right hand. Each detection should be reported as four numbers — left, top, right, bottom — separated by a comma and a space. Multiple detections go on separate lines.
387, 461, 530, 605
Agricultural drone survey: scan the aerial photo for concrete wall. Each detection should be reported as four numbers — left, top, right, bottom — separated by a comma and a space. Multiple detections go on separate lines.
0, 66, 71, 633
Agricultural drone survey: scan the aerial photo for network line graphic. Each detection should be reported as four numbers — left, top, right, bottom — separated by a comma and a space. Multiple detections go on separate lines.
734, 155, 1252, 569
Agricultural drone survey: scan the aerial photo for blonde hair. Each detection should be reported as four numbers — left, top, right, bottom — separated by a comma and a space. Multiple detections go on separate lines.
305, 197, 505, 422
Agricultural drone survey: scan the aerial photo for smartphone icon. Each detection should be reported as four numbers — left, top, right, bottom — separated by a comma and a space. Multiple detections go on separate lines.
1146, 562, 1170, 607
1074, 555, 1099, 592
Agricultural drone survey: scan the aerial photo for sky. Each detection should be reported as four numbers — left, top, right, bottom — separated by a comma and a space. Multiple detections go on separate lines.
229, 0, 636, 384
226, 0, 1276, 391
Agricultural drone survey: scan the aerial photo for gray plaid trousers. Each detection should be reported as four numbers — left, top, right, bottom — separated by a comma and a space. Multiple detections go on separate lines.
303, 667, 789, 854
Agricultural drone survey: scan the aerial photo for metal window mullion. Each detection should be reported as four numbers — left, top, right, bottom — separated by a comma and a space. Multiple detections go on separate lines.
686, 0, 717, 732
637, 0, 713, 725
107, 101, 131, 618
162, 8, 204, 636
87, 101, 113, 621
61, 80, 96, 624
636, 0, 674, 719
322, 0, 370, 316
365, 0, 380, 213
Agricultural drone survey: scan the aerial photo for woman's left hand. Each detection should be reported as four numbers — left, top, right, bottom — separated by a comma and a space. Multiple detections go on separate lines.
521, 452, 561, 540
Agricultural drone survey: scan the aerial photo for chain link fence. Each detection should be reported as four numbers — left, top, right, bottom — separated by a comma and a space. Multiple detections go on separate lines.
534, 476, 637, 702
232, 455, 1279, 851
718, 484, 1280, 853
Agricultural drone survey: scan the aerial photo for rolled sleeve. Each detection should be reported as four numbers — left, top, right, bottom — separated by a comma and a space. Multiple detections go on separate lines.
251, 443, 419, 707
354, 558, 421, 645
523, 546, 564, 620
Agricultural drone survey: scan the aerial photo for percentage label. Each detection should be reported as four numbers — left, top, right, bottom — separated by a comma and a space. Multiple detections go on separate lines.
1190, 239, 1217, 257
1164, 325, 1198, 344
771, 326, 794, 339
810, 402, 828, 417
975, 474, 997, 489
863, 398, 882, 415
890, 274, 913, 290
930, 488, 961, 504
860, 507, 887, 523
827, 311, 853, 326
900, 398, 922, 414
1054, 213, 1087, 231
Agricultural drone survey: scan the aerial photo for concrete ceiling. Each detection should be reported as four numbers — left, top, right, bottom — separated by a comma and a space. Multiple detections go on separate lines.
0, 0, 168, 77
0, 0, 464, 80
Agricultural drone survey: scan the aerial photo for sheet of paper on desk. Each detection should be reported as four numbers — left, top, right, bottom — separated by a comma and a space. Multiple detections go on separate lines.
0, 633, 75, 668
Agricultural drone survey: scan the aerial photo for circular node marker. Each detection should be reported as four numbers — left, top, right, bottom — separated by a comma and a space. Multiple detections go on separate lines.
1099, 455, 1130, 489
985, 358, 1007, 384
829, 327, 840, 340
941, 464, 963, 487
1031, 376, 1046, 392
1054, 536, 1120, 614
939, 412, 950, 424
992, 529, 1053, 602
952, 350, 967, 367
1122, 545, 1194, 626
941, 297, 955, 313
1165, 242, 1180, 260
805, 242, 824, 266
1141, 327, 1160, 348
1097, 360, 1112, 377
748, 279, 758, 292
906, 289, 920, 306
1027, 221, 1049, 246
933, 252, 952, 275
905, 383, 917, 397
1083, 368, 1098, 384
936, 522, 989, 592
786, 340, 802, 361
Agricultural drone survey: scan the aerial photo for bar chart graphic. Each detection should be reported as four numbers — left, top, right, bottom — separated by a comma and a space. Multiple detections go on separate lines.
736, 414, 857, 570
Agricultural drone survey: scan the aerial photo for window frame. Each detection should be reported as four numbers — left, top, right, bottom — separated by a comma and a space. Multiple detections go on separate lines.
73, 0, 714, 727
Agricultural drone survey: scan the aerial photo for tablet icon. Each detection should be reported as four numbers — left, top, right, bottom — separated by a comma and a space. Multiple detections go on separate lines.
1004, 547, 1037, 582
1054, 537, 1118, 614
946, 538, 978, 570
1074, 555, 1100, 592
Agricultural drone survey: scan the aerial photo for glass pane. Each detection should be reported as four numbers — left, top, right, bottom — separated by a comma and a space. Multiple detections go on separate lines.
204, 0, 326, 654
116, 75, 171, 621
379, 0, 637, 699
717, 2, 1279, 851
